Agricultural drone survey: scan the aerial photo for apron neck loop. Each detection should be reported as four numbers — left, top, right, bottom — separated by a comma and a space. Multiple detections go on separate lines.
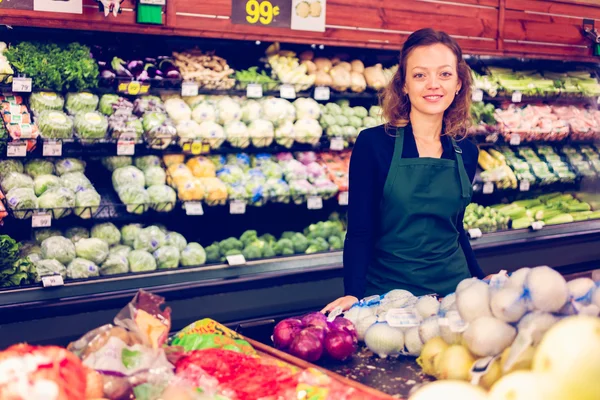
450, 138, 471, 200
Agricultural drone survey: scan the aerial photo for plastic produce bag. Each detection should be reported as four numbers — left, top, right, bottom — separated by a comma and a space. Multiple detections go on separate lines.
74, 111, 108, 140
186, 157, 216, 178
144, 166, 166, 187
164, 232, 187, 251
102, 156, 133, 172
34, 259, 67, 281
154, 246, 180, 269
29, 92, 65, 114
1, 172, 34, 193
112, 165, 145, 191
65, 226, 90, 243
128, 250, 157, 272
54, 158, 86, 176
33, 174, 61, 196
134, 226, 166, 252
0, 159, 24, 179
100, 254, 129, 276
121, 224, 142, 247
65, 92, 99, 115
91, 222, 121, 246
180, 242, 206, 266
135, 155, 161, 171
118, 186, 150, 214
24, 159, 54, 178
37, 110, 74, 139
110, 245, 132, 257
38, 186, 75, 219
74, 188, 101, 219
75, 238, 109, 264
67, 258, 99, 279
60, 171, 92, 193
200, 177, 228, 206
41, 236, 76, 264
5, 187, 38, 219
176, 178, 205, 201
147, 184, 176, 212
34, 228, 62, 244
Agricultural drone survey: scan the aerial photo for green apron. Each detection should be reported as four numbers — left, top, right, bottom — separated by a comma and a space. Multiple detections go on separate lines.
366, 127, 473, 297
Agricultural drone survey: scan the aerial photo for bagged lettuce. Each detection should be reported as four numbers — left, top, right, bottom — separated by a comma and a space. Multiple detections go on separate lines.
24, 159, 55, 178
65, 92, 99, 115
74, 111, 108, 139
34, 259, 66, 281
144, 166, 166, 187
65, 227, 90, 243
60, 172, 92, 193
134, 155, 161, 171
38, 187, 76, 219
41, 236, 76, 264
181, 242, 206, 266
91, 222, 121, 246
34, 228, 62, 244
101, 156, 133, 172
74, 188, 101, 219
33, 174, 62, 196
55, 158, 86, 176
99, 94, 120, 116
75, 238, 109, 264
112, 166, 145, 191
118, 186, 150, 214
5, 187, 38, 219
110, 245, 132, 257
100, 254, 129, 275
120, 224, 142, 247
29, 92, 64, 114
128, 250, 157, 272
165, 232, 187, 251
67, 258, 99, 279
133, 226, 166, 252
37, 111, 74, 139
154, 246, 180, 269
147, 185, 176, 212
0, 159, 24, 179
1, 171, 34, 193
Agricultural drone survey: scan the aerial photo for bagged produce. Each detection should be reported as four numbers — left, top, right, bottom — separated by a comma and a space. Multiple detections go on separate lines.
91, 222, 121, 246
110, 244, 132, 257
34, 228, 62, 244
144, 166, 166, 187
0, 159, 24, 179
154, 245, 180, 269
41, 236, 76, 264
186, 156, 216, 178
74, 188, 101, 219
1, 172, 33, 193
147, 184, 176, 212
197, 120, 226, 149
134, 155, 161, 171
75, 238, 109, 264
38, 187, 76, 219
64, 226, 90, 243
134, 226, 166, 252
100, 253, 129, 275
67, 258, 99, 279
65, 92, 99, 115
128, 249, 157, 272
165, 232, 187, 251
118, 186, 150, 214
74, 111, 108, 140
54, 158, 85, 176
180, 242, 206, 266
24, 159, 54, 178
112, 165, 145, 191
60, 171, 92, 193
120, 223, 142, 247
28, 92, 65, 114
34, 259, 67, 281
101, 156, 132, 171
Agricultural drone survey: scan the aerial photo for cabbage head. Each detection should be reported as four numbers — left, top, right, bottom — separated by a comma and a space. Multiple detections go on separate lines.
134, 155, 161, 171
133, 226, 166, 252
100, 254, 129, 276
147, 185, 176, 212
120, 224, 142, 247
65, 92, 99, 116
165, 232, 187, 251
261, 98, 290, 125
0, 159, 24, 179
74, 188, 101, 219
144, 166, 166, 187
35, 228, 62, 244
65, 227, 90, 243
1, 172, 34, 193
75, 238, 109, 264
225, 121, 250, 149
128, 250, 157, 272
241, 100, 262, 123
217, 98, 242, 125
294, 98, 321, 120
38, 187, 76, 219
198, 121, 226, 149
118, 186, 150, 214
180, 242, 206, 266
61, 172, 92, 193
34, 174, 62, 196
41, 236, 76, 264
248, 119, 274, 148
91, 222, 121, 246
102, 156, 133, 172
6, 188, 38, 219
25, 159, 55, 178
67, 258, 99, 279
113, 166, 145, 191
110, 245, 132, 257
191, 101, 217, 123
74, 111, 108, 139
55, 158, 86, 176
34, 259, 66, 281
154, 246, 180, 269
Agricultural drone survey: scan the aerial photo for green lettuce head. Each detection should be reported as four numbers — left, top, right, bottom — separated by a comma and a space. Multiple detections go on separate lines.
75, 238, 109, 265
24, 159, 55, 178
128, 250, 157, 272
154, 246, 180, 269
100, 254, 129, 276
120, 224, 142, 247
164, 232, 187, 251
67, 258, 99, 279
41, 236, 76, 265
133, 226, 166, 252
180, 242, 206, 266
65, 227, 90, 243
91, 222, 121, 246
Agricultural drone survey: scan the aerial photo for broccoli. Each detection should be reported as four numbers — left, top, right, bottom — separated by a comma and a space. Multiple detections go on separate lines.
260, 233, 276, 244
292, 233, 309, 254
240, 230, 258, 247
353, 106, 368, 118
273, 238, 294, 256
305, 245, 321, 254
242, 244, 262, 260
281, 231, 296, 240
224, 249, 243, 257
219, 237, 244, 256
309, 237, 329, 252
336, 99, 350, 108
329, 236, 343, 250
263, 244, 275, 258
341, 107, 355, 117
349, 116, 363, 129
335, 115, 349, 126
205, 243, 221, 263
320, 114, 337, 129
325, 103, 342, 115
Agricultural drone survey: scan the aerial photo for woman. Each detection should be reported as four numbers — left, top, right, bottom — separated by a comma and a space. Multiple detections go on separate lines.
323, 28, 484, 313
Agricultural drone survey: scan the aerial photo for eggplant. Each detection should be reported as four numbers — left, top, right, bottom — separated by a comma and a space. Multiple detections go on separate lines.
144, 63, 158, 78
145, 57, 157, 64
100, 69, 116, 80
166, 70, 181, 80
98, 61, 107, 68
111, 57, 133, 77
127, 60, 144, 75
136, 70, 150, 81
158, 58, 176, 72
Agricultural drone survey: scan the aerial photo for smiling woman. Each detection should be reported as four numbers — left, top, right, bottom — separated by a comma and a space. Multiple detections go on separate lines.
323, 28, 483, 313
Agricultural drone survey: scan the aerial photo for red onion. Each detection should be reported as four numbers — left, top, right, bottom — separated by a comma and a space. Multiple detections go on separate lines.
272, 318, 302, 350
303, 326, 326, 344
288, 329, 323, 362
324, 330, 357, 361
300, 312, 329, 330
330, 317, 358, 343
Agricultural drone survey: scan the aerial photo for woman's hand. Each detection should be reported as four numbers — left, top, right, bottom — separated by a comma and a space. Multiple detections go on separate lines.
321, 296, 359, 313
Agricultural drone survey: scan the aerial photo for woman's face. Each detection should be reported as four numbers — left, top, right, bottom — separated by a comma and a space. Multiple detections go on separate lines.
403, 43, 462, 118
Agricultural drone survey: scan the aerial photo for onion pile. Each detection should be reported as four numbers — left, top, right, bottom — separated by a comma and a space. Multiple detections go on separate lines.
272, 312, 357, 362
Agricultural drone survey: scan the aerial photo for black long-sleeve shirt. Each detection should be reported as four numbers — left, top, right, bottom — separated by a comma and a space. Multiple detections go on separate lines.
343, 124, 484, 299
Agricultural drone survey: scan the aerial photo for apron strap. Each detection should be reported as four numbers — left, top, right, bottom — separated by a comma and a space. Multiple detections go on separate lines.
392, 127, 405, 161
450, 138, 471, 199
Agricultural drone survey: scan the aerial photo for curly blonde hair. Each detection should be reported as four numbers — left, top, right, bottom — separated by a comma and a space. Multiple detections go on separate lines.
380, 28, 473, 138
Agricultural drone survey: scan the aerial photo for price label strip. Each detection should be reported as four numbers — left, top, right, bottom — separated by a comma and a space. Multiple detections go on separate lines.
510, 133, 521, 146
338, 191, 349, 206
245, 0, 281, 25
330, 137, 344, 151
43, 140, 63, 157
468, 228, 483, 240
511, 91, 523, 103
12, 77, 33, 93
247, 83, 263, 98
32, 212, 52, 228
386, 308, 420, 328
314, 86, 330, 101
307, 196, 323, 210
227, 254, 247, 266
117, 81, 151, 96
181, 81, 199, 97
483, 182, 494, 194
7, 141, 27, 157
279, 84, 296, 99
185, 202, 204, 216
230, 200, 247, 215
42, 275, 65, 288
519, 179, 530, 192
472, 89, 484, 102
117, 133, 137, 156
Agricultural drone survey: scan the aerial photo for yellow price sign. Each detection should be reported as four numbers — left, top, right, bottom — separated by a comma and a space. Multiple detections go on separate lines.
232, 0, 290, 28
246, 0, 280, 25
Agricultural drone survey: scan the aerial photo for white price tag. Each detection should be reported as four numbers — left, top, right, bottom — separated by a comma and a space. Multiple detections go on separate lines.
519, 179, 530, 192
327, 306, 343, 322
7, 141, 27, 157
468, 228, 483, 239
226, 254, 247, 266
511, 91, 523, 103
314, 86, 330, 101
386, 308, 420, 328
43, 140, 62, 157
184, 202, 204, 216
307, 196, 323, 210
181, 81, 199, 97
472, 89, 484, 102
229, 200, 247, 214
483, 182, 494, 194
338, 191, 349, 206
12, 77, 32, 93
246, 83, 263, 98
531, 221, 545, 231
510, 133, 521, 146
330, 137, 344, 151
32, 212, 51, 228
41, 275, 64, 288
117, 136, 136, 156
279, 84, 296, 99
139, 0, 166, 4
485, 133, 499, 144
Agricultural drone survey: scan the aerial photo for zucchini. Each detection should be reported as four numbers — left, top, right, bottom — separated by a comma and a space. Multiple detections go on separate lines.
544, 214, 575, 226
511, 217, 533, 230
512, 199, 542, 208
546, 194, 574, 206
538, 192, 563, 202
566, 202, 592, 213
570, 212, 592, 222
